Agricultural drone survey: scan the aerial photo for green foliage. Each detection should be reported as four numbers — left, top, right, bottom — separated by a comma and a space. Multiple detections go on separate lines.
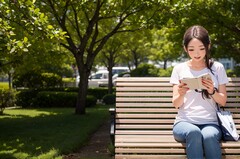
131, 63, 159, 77
35, 91, 78, 108
226, 69, 236, 77
86, 95, 97, 107
41, 73, 62, 87
0, 82, 9, 89
87, 87, 110, 100
15, 89, 39, 107
102, 94, 116, 105
0, 89, 16, 115
16, 87, 108, 108
149, 28, 182, 68
158, 67, 173, 77
225, 66, 240, 77
168, 1, 240, 62
16, 89, 97, 108
233, 66, 240, 77
13, 71, 62, 88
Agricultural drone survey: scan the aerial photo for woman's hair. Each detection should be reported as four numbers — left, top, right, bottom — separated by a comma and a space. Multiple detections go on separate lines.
183, 25, 214, 99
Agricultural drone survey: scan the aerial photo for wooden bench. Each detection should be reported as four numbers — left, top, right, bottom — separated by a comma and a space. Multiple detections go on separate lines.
110, 77, 240, 159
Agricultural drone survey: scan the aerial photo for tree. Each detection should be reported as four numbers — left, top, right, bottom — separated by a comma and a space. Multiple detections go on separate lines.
165, 0, 240, 62
37, 0, 167, 114
96, 35, 124, 94
1, 0, 178, 114
149, 27, 182, 69
120, 29, 152, 69
0, 0, 66, 89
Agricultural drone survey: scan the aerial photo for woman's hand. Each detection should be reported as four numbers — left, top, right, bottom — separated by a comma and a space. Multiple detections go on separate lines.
172, 81, 189, 109
178, 81, 189, 96
202, 78, 215, 94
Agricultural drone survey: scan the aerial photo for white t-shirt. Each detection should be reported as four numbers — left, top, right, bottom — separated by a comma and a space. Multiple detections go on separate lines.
170, 61, 229, 125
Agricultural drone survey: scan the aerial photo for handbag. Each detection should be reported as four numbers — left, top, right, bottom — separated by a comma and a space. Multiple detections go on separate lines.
216, 105, 239, 141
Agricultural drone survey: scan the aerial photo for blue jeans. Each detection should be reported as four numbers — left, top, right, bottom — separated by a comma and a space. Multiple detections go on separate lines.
173, 121, 222, 159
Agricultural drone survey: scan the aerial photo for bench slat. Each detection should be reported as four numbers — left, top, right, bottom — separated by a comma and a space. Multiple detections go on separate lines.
116, 103, 173, 107
116, 124, 173, 129
116, 108, 178, 113
116, 97, 172, 102
115, 141, 240, 147
115, 130, 173, 135
116, 114, 176, 118
115, 155, 187, 159
116, 87, 173, 91
116, 119, 175, 124
115, 155, 240, 159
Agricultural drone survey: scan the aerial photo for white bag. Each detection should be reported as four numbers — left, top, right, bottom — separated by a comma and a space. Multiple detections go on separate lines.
217, 107, 239, 141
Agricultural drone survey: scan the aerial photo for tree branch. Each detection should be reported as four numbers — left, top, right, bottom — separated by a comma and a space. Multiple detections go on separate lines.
78, 0, 103, 53
71, 4, 83, 41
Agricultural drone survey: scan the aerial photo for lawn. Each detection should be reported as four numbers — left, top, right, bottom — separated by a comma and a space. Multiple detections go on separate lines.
0, 106, 111, 159
0, 82, 9, 89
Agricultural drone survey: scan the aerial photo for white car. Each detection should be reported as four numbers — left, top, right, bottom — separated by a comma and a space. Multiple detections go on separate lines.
88, 70, 109, 87
88, 67, 130, 87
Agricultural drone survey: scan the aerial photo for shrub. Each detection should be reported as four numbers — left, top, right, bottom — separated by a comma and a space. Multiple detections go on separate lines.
0, 89, 16, 115
16, 89, 39, 108
35, 91, 77, 108
158, 67, 173, 77
130, 63, 159, 77
16, 90, 97, 108
102, 94, 116, 105
87, 87, 109, 100
226, 69, 236, 77
13, 71, 62, 88
86, 95, 97, 107
13, 71, 43, 88
41, 73, 62, 87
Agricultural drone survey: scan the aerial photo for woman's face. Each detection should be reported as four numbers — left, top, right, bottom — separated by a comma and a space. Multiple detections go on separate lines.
185, 38, 206, 62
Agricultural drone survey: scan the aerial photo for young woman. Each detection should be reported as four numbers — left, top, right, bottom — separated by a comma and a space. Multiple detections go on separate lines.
170, 25, 228, 159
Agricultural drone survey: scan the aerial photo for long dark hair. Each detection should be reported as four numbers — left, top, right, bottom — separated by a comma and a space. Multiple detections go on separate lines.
183, 25, 214, 99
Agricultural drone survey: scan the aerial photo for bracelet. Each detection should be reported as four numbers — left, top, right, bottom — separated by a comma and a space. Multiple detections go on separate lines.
209, 88, 216, 95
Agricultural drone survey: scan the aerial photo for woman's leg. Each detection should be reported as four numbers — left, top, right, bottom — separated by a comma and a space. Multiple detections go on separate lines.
200, 124, 222, 159
173, 122, 203, 159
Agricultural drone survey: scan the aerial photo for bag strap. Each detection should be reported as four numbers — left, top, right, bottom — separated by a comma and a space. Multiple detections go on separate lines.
216, 102, 225, 111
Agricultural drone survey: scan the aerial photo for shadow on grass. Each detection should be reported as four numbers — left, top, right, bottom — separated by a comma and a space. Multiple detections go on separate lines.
0, 107, 110, 158
0, 153, 16, 159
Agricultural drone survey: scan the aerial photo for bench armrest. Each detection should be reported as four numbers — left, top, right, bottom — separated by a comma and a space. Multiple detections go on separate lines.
109, 108, 115, 145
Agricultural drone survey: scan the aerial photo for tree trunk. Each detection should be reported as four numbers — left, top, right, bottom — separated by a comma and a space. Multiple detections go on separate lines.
163, 59, 167, 69
75, 68, 89, 115
8, 72, 12, 89
108, 66, 113, 94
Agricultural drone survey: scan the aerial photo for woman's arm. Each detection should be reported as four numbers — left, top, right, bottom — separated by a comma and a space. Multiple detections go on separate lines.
211, 84, 227, 106
202, 78, 227, 106
172, 82, 189, 109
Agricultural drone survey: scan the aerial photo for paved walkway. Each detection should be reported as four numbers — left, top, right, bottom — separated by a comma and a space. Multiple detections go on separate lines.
63, 120, 113, 159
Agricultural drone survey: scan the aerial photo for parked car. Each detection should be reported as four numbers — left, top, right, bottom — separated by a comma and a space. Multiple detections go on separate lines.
112, 72, 131, 86
88, 70, 109, 87
88, 67, 130, 87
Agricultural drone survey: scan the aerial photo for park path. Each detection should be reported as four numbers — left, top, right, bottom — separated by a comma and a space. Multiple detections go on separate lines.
63, 120, 113, 159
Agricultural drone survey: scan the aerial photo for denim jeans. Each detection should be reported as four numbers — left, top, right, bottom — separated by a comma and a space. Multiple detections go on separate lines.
173, 121, 222, 159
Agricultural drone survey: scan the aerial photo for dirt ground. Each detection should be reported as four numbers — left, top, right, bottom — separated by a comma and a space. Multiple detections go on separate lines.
63, 120, 113, 159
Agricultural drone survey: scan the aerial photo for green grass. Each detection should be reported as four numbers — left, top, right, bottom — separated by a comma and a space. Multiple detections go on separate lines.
62, 78, 76, 83
0, 82, 9, 89
0, 106, 111, 159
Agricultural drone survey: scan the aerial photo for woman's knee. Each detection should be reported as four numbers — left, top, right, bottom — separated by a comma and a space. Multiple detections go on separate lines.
173, 122, 202, 142
201, 125, 221, 141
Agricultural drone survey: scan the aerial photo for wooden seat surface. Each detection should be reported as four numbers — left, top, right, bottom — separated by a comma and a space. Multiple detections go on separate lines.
113, 77, 240, 159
